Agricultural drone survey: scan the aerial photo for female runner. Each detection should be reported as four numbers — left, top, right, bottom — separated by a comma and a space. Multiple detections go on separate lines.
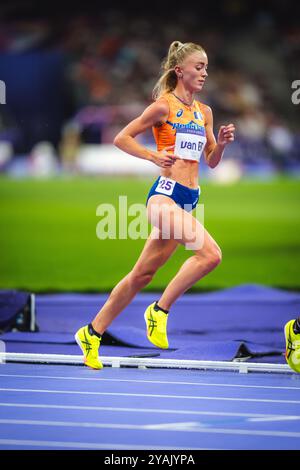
75, 41, 235, 369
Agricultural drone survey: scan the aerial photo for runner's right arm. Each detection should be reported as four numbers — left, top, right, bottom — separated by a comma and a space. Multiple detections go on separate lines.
114, 100, 178, 168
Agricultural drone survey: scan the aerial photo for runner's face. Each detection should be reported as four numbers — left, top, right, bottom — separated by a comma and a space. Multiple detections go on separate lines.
179, 51, 208, 92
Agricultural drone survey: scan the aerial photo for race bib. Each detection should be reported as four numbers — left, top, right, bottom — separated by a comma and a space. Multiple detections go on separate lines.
155, 176, 176, 195
175, 127, 207, 162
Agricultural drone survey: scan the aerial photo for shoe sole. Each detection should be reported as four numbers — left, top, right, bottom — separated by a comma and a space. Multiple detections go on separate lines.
74, 332, 85, 355
284, 322, 294, 359
74, 332, 102, 370
284, 323, 288, 351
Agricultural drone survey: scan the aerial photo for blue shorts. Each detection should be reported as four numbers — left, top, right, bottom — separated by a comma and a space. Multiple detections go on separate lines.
146, 176, 200, 212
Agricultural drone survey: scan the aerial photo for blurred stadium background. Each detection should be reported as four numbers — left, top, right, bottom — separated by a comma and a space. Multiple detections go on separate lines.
0, 0, 299, 292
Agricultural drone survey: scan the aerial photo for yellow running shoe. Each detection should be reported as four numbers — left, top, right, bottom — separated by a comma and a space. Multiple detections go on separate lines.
144, 302, 169, 349
284, 319, 300, 373
75, 325, 103, 370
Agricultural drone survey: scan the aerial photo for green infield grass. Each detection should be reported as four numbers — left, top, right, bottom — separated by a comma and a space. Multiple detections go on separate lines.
0, 175, 299, 291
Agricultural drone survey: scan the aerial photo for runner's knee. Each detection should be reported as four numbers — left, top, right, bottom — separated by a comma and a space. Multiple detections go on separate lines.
212, 246, 222, 266
195, 245, 222, 268
129, 268, 155, 289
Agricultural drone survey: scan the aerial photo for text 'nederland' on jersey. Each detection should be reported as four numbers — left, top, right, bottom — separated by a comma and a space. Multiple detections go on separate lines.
152, 92, 207, 162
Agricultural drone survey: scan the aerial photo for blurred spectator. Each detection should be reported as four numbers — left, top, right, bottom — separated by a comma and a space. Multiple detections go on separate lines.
29, 141, 59, 177
266, 115, 295, 170
0, 2, 299, 173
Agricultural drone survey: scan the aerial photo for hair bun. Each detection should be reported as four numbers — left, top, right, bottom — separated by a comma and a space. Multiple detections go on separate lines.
167, 41, 184, 59
171, 41, 183, 50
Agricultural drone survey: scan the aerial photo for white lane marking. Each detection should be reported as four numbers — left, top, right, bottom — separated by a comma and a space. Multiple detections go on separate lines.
144, 422, 207, 431
1, 402, 292, 419
249, 416, 300, 423
1, 373, 299, 391
0, 418, 300, 438
0, 438, 209, 450
0, 387, 300, 404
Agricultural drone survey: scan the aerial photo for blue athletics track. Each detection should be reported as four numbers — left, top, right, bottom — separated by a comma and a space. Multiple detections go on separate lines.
0, 284, 300, 450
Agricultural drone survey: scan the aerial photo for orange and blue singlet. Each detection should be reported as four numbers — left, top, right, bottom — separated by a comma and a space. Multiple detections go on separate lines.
146, 92, 207, 212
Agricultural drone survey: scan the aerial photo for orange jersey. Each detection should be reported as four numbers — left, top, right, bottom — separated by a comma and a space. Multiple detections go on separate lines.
152, 92, 207, 152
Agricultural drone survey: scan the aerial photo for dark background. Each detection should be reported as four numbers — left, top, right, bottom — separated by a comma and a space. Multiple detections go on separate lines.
0, 0, 299, 169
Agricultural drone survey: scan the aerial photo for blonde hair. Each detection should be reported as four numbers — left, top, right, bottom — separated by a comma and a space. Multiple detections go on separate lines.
152, 41, 206, 100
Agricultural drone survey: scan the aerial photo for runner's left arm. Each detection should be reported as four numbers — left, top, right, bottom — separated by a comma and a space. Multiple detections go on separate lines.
203, 105, 235, 168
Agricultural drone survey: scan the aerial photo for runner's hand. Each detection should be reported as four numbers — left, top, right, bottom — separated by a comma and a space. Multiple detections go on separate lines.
150, 145, 179, 168
217, 124, 235, 146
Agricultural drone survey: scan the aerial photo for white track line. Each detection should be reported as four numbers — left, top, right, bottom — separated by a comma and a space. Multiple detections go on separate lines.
0, 387, 300, 404
0, 374, 299, 391
0, 352, 292, 374
0, 418, 299, 438
2, 402, 297, 420
248, 416, 300, 423
0, 438, 208, 450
